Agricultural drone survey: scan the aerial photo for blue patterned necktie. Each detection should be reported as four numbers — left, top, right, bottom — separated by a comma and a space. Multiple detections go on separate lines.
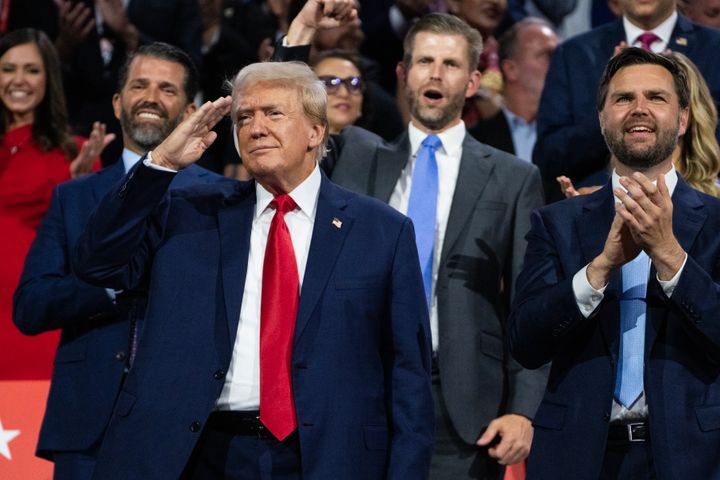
614, 250, 650, 408
407, 134, 442, 306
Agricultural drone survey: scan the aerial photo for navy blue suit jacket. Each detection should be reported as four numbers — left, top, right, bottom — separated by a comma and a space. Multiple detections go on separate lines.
13, 160, 221, 459
74, 163, 434, 479
533, 14, 720, 192
509, 179, 720, 479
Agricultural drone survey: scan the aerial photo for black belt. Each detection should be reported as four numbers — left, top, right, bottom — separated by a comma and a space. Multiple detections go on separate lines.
608, 421, 649, 443
206, 411, 274, 439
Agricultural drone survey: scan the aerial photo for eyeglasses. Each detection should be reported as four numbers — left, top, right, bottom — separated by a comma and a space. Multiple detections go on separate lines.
318, 76, 365, 95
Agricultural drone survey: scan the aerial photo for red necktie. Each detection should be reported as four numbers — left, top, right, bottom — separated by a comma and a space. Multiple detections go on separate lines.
637, 31, 660, 51
259, 194, 299, 441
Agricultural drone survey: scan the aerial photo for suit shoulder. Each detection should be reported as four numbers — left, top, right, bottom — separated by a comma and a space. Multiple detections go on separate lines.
466, 135, 538, 176
169, 177, 246, 205
179, 164, 225, 183
330, 181, 408, 225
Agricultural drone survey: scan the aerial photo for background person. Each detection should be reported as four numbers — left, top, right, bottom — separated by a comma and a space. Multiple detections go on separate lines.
0, 28, 111, 381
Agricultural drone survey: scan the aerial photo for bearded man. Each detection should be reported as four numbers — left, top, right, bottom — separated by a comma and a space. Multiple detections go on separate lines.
13, 42, 222, 480
510, 47, 720, 479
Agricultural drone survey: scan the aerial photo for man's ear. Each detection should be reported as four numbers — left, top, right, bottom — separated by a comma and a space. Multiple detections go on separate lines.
396, 61, 408, 87
677, 107, 689, 137
112, 93, 122, 121
308, 123, 326, 151
465, 70, 482, 98
500, 58, 517, 83
183, 101, 197, 120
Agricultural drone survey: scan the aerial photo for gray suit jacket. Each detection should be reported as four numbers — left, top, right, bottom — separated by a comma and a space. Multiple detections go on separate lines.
329, 125, 549, 444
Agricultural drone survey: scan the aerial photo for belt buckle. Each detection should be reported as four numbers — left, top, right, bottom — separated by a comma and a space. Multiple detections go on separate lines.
255, 416, 268, 439
627, 422, 645, 442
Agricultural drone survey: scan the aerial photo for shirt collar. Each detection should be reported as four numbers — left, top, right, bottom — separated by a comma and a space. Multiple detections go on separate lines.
255, 162, 321, 220
611, 165, 678, 199
122, 148, 143, 173
502, 106, 534, 128
408, 120, 466, 159
624, 10, 677, 47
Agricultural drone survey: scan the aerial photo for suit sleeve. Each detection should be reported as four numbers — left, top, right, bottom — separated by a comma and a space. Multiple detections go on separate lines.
665, 255, 720, 364
532, 44, 609, 186
74, 162, 176, 290
509, 210, 593, 369
505, 165, 550, 417
387, 218, 434, 479
13, 185, 115, 336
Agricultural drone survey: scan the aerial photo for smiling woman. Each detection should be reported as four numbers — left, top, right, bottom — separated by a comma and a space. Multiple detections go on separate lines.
311, 50, 373, 135
0, 29, 110, 380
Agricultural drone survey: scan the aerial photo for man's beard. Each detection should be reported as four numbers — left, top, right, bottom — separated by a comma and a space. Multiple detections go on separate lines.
604, 122, 680, 171
405, 87, 465, 132
120, 104, 183, 151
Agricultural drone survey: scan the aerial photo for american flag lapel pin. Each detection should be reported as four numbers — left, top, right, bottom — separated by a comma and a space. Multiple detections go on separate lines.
332, 217, 342, 229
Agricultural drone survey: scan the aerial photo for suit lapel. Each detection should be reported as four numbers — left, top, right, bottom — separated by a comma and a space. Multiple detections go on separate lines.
576, 184, 622, 363
668, 14, 695, 55
91, 160, 126, 202
440, 135, 494, 265
217, 184, 256, 356
294, 175, 353, 344
372, 133, 410, 202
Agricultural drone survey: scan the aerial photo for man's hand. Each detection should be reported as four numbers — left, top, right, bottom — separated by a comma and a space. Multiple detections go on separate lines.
96, 0, 139, 50
615, 173, 685, 280
151, 96, 232, 170
476, 414, 533, 466
55, 0, 95, 59
286, 0, 358, 45
587, 212, 641, 289
69, 122, 115, 178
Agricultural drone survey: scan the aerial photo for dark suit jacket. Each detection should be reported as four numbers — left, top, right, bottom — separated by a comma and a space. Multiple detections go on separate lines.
330, 126, 549, 444
13, 160, 221, 460
468, 110, 515, 156
509, 179, 720, 479
74, 163, 434, 479
533, 14, 720, 192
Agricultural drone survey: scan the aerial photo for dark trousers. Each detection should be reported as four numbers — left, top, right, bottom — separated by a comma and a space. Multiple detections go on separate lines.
52, 446, 98, 480
180, 425, 302, 480
600, 438, 656, 479
430, 380, 502, 480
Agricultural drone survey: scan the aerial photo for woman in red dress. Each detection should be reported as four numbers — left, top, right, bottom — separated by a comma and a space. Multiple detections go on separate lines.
0, 29, 111, 379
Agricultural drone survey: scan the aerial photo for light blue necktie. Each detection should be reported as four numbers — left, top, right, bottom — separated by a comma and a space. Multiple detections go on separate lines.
407, 134, 442, 306
614, 250, 650, 408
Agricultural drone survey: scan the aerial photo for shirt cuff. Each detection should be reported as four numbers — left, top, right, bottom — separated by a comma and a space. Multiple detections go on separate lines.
657, 252, 687, 297
573, 264, 606, 318
143, 151, 178, 172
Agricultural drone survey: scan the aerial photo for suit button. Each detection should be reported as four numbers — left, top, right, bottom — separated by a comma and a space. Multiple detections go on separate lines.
213, 369, 226, 380
190, 421, 202, 432
115, 351, 127, 362
603, 412, 610, 422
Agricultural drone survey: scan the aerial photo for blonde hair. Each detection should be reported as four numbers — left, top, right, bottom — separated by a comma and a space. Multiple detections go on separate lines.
672, 52, 720, 197
230, 61, 328, 161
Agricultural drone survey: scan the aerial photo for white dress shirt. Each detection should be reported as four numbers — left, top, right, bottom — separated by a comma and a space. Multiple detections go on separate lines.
572, 167, 688, 421
389, 120, 466, 351
624, 11, 677, 53
215, 164, 321, 410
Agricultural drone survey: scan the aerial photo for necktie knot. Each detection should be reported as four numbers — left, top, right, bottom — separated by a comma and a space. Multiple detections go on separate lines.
422, 134, 442, 152
272, 194, 297, 215
636, 32, 660, 51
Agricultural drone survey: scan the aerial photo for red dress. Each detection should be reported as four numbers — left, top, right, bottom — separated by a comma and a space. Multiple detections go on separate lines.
0, 124, 90, 379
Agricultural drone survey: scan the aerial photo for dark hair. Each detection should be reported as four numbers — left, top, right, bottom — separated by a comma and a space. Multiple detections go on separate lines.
310, 49, 374, 131
117, 42, 198, 102
0, 28, 77, 159
596, 47, 690, 111
498, 17, 554, 64
403, 13, 482, 71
